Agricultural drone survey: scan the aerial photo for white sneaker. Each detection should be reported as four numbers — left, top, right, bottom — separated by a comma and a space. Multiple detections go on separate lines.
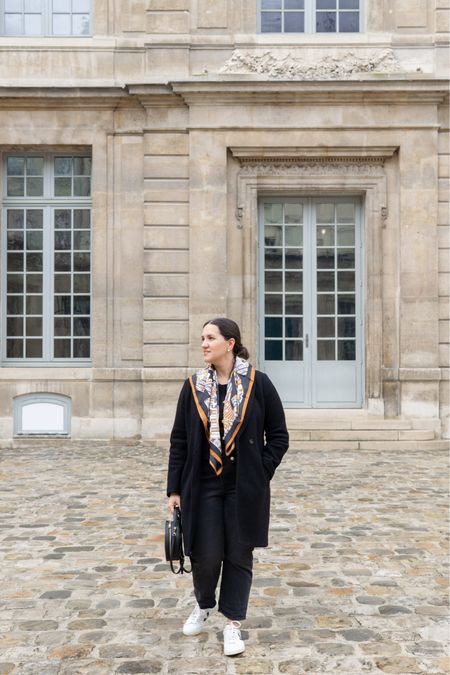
182, 603, 211, 636
223, 621, 245, 656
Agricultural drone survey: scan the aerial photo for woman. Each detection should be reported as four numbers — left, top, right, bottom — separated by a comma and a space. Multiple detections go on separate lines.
166, 318, 289, 657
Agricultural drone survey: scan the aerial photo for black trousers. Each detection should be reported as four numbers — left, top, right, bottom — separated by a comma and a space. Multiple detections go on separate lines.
190, 473, 254, 621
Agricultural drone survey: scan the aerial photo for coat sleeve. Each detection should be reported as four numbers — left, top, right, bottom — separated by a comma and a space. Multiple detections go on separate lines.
261, 373, 289, 480
166, 379, 190, 497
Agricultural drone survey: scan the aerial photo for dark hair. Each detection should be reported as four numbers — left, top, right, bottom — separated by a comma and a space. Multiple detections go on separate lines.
203, 318, 250, 360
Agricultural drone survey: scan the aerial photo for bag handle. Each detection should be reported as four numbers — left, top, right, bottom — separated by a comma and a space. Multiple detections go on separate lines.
169, 506, 191, 575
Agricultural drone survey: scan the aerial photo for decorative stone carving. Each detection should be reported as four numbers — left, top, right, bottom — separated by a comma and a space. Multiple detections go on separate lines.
221, 49, 402, 80
239, 160, 385, 177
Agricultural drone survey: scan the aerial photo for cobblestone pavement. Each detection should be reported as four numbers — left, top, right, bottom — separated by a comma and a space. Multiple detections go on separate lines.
0, 442, 448, 675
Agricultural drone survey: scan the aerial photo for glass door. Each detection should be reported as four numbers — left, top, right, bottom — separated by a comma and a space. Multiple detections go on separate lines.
259, 197, 363, 407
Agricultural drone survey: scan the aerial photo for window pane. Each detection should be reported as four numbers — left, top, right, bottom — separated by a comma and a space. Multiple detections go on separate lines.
317, 271, 335, 291
285, 0, 304, 8
265, 341, 283, 360
7, 296, 23, 314
5, 14, 22, 35
265, 294, 282, 314
26, 156, 44, 175
54, 157, 72, 175
265, 317, 282, 338
26, 295, 42, 314
7, 156, 25, 176
286, 317, 302, 338
340, 0, 359, 9
54, 339, 71, 358
55, 231, 72, 250
26, 176, 44, 196
25, 0, 42, 12
54, 252, 72, 271
337, 203, 354, 222
265, 271, 282, 292
285, 11, 304, 32
73, 176, 90, 196
338, 340, 356, 360
339, 11, 359, 32
284, 202, 303, 223
285, 249, 302, 269
317, 317, 335, 338
265, 248, 283, 269
7, 317, 23, 337
317, 340, 335, 360
26, 231, 43, 250
73, 252, 90, 271
26, 317, 42, 336
54, 317, 71, 336
337, 249, 355, 269
338, 317, 356, 338
285, 294, 302, 315
264, 203, 283, 224
317, 0, 335, 7
261, 12, 282, 32
285, 271, 302, 292
7, 253, 23, 272
73, 274, 90, 292
26, 252, 43, 272
286, 340, 303, 361
27, 210, 43, 229
53, 13, 71, 33
25, 339, 42, 358
74, 209, 90, 228
338, 294, 355, 315
53, 0, 71, 10
7, 339, 23, 358
8, 210, 24, 229
24, 13, 42, 35
316, 11, 337, 31
317, 294, 335, 315
26, 274, 42, 292
73, 339, 90, 358
54, 296, 71, 314
73, 296, 90, 314
55, 209, 71, 229
285, 226, 302, 246
7, 177, 25, 196
337, 271, 355, 292
264, 225, 282, 246
316, 225, 334, 247
77, 0, 90, 12
7, 274, 23, 293
54, 274, 71, 293
73, 157, 91, 175
316, 203, 334, 223
55, 177, 72, 196
317, 249, 335, 269
7, 231, 24, 250
72, 13, 90, 35
73, 317, 90, 336
337, 225, 355, 246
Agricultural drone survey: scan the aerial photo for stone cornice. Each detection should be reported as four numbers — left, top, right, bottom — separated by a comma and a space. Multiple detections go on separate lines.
230, 146, 398, 162
171, 79, 449, 106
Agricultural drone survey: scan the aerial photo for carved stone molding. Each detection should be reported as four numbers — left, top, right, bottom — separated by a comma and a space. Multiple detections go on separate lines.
221, 48, 403, 80
239, 160, 385, 178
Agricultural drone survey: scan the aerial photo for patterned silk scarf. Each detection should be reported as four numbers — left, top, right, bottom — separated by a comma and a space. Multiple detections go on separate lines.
189, 356, 256, 476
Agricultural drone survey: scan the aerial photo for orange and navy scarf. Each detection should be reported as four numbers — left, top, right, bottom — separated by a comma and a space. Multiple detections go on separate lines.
189, 357, 255, 476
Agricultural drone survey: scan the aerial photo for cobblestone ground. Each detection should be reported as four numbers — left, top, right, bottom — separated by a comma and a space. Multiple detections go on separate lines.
0, 443, 448, 675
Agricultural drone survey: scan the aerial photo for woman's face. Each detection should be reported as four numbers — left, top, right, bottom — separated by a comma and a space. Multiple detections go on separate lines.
201, 323, 234, 366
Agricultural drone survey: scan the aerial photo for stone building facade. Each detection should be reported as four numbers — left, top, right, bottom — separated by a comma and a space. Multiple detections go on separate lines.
0, 0, 448, 446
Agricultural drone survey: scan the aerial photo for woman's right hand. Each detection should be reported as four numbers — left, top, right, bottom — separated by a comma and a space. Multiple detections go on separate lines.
168, 493, 181, 513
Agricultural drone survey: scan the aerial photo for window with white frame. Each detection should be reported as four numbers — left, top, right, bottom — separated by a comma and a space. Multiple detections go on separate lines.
1, 0, 91, 36
2, 153, 92, 363
260, 0, 360, 33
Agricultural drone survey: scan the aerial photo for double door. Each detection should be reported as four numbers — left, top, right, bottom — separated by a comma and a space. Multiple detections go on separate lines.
259, 197, 363, 407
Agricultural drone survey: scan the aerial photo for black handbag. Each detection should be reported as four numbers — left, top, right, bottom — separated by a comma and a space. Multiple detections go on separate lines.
164, 506, 191, 575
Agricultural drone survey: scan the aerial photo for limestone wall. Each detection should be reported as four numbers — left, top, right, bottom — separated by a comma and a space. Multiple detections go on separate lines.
438, 106, 450, 438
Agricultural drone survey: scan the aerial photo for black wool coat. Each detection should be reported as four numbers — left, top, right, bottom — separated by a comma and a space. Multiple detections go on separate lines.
166, 370, 289, 555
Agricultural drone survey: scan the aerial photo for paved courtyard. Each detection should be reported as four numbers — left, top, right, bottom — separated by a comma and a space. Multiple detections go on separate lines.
0, 441, 448, 675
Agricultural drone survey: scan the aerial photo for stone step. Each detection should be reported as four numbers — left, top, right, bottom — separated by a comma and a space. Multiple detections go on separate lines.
286, 418, 414, 431
289, 429, 436, 442
289, 439, 449, 451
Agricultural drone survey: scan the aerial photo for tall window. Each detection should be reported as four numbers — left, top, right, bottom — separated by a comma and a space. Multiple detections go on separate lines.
260, 0, 360, 33
2, 153, 92, 363
1, 0, 91, 36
